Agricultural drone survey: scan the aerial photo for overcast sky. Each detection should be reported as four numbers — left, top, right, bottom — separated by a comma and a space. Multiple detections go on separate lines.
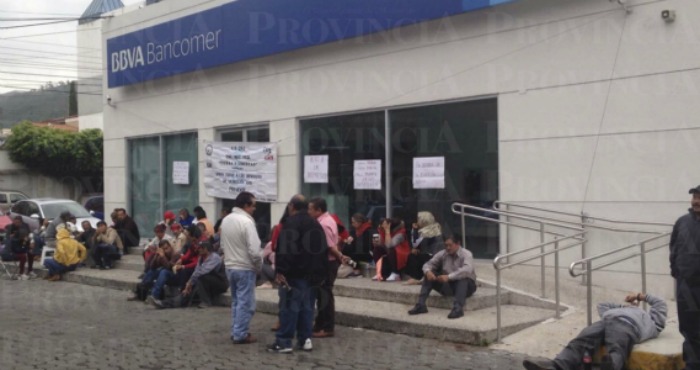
0, 0, 142, 94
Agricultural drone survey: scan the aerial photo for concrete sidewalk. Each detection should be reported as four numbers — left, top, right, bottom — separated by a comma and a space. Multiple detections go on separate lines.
475, 260, 684, 370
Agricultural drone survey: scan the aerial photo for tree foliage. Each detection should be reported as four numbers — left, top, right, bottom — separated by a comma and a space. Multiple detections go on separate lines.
5, 122, 103, 181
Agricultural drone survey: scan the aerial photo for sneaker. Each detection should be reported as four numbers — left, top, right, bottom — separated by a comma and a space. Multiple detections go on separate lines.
27, 271, 37, 279
522, 359, 557, 370
408, 304, 428, 315
19, 274, 29, 281
371, 275, 380, 281
447, 308, 464, 319
297, 338, 312, 351
266, 342, 293, 354
232, 333, 257, 345
385, 273, 401, 282
148, 296, 164, 309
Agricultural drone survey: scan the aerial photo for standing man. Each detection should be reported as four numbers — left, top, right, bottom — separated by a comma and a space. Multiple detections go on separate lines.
308, 197, 348, 338
114, 208, 140, 254
220, 191, 262, 345
408, 234, 477, 319
670, 185, 700, 370
267, 195, 329, 353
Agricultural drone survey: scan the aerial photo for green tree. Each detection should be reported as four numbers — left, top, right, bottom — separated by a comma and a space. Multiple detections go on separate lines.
5, 122, 103, 191
68, 81, 78, 116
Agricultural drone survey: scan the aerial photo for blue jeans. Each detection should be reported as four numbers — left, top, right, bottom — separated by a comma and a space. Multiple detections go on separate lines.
227, 269, 257, 341
152, 269, 175, 299
43, 259, 76, 276
276, 278, 316, 349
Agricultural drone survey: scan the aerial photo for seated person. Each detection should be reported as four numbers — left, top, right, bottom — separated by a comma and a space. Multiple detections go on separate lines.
178, 208, 195, 228
160, 211, 177, 237
44, 228, 87, 282
372, 217, 410, 282
404, 211, 444, 285
408, 234, 477, 319
170, 223, 187, 254
128, 240, 178, 301
7, 216, 35, 280
171, 225, 202, 291
151, 241, 229, 309
92, 221, 124, 269
343, 213, 374, 276
522, 292, 667, 370
143, 224, 174, 264
44, 211, 73, 248
193, 207, 214, 238
76, 220, 97, 266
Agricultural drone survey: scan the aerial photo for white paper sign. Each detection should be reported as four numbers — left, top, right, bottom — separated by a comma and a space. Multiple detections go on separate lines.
413, 157, 445, 189
172, 161, 190, 185
353, 160, 382, 190
304, 155, 329, 183
203, 141, 278, 202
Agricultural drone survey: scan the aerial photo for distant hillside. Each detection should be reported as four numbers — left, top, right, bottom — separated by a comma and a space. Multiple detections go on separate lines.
0, 82, 70, 128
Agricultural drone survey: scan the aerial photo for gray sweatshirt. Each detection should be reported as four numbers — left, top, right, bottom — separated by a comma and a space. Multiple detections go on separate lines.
422, 247, 477, 281
220, 208, 262, 271
597, 294, 667, 342
189, 252, 224, 285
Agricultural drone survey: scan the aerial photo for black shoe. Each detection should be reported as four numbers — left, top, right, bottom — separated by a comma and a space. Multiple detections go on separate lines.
522, 359, 557, 370
99, 265, 106, 270
266, 342, 293, 353
447, 308, 464, 319
408, 304, 428, 315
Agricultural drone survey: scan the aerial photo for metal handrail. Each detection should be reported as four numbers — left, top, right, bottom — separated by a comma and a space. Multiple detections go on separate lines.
493, 231, 587, 342
494, 201, 673, 229
568, 232, 672, 325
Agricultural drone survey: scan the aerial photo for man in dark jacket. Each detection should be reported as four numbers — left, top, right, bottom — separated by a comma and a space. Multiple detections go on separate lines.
267, 194, 329, 354
114, 208, 140, 254
670, 185, 700, 370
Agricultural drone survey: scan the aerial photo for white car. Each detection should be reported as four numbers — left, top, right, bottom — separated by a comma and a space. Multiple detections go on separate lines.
9, 198, 101, 232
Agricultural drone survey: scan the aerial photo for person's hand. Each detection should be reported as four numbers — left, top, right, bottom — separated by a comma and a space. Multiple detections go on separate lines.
345, 236, 354, 244
437, 275, 450, 284
425, 271, 436, 282
411, 248, 420, 255
382, 220, 391, 231
412, 223, 419, 230
182, 282, 192, 296
275, 273, 288, 287
341, 255, 351, 264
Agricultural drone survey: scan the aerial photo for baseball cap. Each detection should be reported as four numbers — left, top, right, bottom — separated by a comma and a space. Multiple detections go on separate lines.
689, 185, 700, 194
164, 210, 176, 220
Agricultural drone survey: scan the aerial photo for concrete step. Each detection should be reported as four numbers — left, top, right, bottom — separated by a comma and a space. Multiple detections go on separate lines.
114, 254, 144, 272
333, 277, 506, 311
254, 287, 554, 345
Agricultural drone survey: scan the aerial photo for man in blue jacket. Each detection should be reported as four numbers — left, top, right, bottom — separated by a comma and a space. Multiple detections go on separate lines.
523, 292, 667, 370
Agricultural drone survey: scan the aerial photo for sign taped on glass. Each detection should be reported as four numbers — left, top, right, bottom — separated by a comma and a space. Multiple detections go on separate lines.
203, 141, 277, 202
413, 156, 445, 189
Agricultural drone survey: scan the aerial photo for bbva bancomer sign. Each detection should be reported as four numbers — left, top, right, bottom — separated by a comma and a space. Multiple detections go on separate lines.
107, 0, 518, 88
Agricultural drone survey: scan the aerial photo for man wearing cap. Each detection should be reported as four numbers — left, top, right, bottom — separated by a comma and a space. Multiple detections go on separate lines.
670, 186, 700, 370
160, 211, 177, 237
170, 223, 187, 254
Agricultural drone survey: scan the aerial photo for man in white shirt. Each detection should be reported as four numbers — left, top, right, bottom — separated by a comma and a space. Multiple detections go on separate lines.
220, 191, 262, 345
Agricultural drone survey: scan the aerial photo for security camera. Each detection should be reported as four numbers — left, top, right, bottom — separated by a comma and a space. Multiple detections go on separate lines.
661, 10, 676, 22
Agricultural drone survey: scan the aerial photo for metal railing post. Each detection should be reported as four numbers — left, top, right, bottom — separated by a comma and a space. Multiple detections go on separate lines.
496, 268, 502, 343
580, 212, 587, 286
640, 241, 647, 310
461, 210, 466, 253
540, 223, 546, 298
554, 237, 560, 319
587, 260, 593, 326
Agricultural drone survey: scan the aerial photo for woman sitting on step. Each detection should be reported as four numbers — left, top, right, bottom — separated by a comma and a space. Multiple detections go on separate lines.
372, 216, 410, 282
403, 211, 444, 285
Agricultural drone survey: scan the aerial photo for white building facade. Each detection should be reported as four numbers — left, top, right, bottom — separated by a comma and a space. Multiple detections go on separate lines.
102, 0, 700, 298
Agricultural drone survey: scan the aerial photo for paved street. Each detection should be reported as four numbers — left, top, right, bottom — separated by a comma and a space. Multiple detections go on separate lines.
0, 278, 529, 370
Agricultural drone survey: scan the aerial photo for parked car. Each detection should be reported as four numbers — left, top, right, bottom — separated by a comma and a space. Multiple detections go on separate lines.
0, 209, 11, 246
9, 198, 101, 232
82, 194, 104, 220
0, 190, 28, 212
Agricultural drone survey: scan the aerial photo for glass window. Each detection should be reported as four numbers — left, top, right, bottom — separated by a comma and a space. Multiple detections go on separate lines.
11, 201, 27, 215
298, 99, 499, 258
0, 194, 6, 203
390, 99, 499, 258
221, 131, 243, 142
129, 137, 161, 234
10, 193, 26, 203
164, 133, 199, 216
301, 111, 386, 227
27, 202, 41, 217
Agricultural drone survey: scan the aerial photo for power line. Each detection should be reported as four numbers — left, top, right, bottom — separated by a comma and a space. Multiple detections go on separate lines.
0, 77, 102, 86
0, 60, 102, 72
0, 19, 79, 30
0, 9, 80, 17
0, 84, 102, 96
0, 51, 102, 66
0, 28, 79, 40
0, 45, 103, 60
0, 38, 102, 51
0, 70, 80, 79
